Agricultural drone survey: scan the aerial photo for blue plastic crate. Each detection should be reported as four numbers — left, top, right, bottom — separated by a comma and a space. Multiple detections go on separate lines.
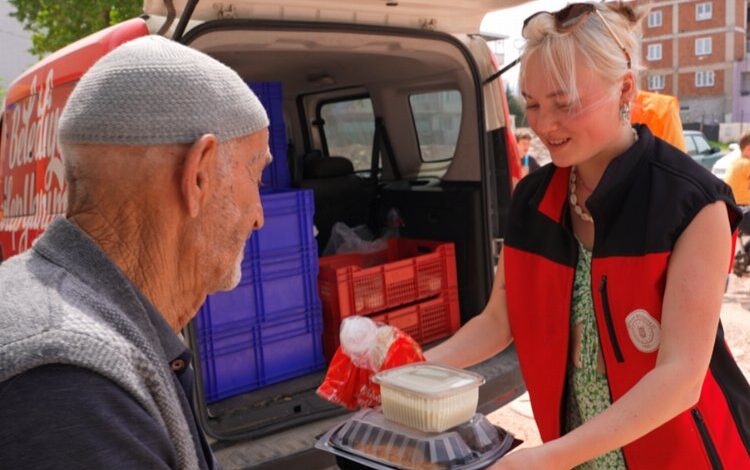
196, 246, 320, 333
247, 81, 290, 190
249, 189, 316, 255
198, 309, 325, 402
193, 187, 322, 401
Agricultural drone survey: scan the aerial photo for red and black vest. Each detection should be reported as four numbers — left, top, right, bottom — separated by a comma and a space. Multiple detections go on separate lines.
503, 125, 750, 469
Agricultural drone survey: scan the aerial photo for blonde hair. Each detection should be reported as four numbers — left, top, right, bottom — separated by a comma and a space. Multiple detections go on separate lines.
519, 2, 646, 104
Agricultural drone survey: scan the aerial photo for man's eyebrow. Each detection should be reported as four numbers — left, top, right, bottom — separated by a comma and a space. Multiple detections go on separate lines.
249, 148, 272, 165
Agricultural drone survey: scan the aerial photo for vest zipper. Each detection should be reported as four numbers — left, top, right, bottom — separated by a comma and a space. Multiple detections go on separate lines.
691, 408, 724, 469
598, 275, 624, 363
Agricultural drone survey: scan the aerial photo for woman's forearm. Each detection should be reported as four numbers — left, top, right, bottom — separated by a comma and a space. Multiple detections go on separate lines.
426, 251, 512, 368
546, 362, 702, 469
424, 309, 512, 368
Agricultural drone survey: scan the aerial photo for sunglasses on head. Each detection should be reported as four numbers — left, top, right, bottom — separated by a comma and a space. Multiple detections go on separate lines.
522, 3, 632, 69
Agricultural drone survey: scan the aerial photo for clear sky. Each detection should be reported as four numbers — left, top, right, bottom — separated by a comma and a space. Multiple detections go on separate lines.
481, 0, 569, 92
0, 0, 35, 91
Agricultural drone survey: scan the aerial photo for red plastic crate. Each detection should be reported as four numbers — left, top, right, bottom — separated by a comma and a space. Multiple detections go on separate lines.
318, 238, 458, 319
322, 289, 460, 359
318, 239, 459, 359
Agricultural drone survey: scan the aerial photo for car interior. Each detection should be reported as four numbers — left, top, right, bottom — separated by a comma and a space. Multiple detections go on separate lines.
178, 22, 513, 447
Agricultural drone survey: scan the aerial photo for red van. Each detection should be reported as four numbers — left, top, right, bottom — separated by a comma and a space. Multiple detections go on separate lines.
0, 1, 526, 467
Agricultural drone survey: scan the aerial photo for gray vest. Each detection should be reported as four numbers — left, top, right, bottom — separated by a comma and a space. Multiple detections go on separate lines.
0, 219, 199, 469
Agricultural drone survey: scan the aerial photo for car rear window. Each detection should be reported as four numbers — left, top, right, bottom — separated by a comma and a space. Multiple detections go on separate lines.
320, 97, 375, 171
409, 90, 461, 162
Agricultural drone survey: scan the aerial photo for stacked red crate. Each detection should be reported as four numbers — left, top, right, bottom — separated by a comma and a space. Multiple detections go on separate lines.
318, 238, 460, 359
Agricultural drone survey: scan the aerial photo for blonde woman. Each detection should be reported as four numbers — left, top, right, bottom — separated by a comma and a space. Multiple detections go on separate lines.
426, 3, 749, 469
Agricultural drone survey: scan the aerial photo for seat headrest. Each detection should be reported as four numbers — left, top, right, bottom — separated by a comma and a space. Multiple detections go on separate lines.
305, 156, 355, 178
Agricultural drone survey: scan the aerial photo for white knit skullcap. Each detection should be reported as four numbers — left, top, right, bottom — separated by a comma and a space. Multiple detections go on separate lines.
58, 35, 269, 145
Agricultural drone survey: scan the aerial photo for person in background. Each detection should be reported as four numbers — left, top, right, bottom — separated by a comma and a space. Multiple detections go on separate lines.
426, 2, 749, 469
725, 131, 750, 207
0, 36, 270, 469
725, 131, 750, 250
515, 130, 541, 176
630, 89, 687, 152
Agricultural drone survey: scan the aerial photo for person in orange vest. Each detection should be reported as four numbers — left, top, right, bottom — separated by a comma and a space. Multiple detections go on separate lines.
630, 89, 687, 152
725, 132, 750, 254
725, 131, 750, 207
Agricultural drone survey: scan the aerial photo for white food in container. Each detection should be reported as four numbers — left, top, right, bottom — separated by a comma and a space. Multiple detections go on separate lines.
372, 363, 485, 433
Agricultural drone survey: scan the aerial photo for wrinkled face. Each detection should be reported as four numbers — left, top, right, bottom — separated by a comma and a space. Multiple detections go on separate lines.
209, 129, 270, 292
521, 51, 621, 167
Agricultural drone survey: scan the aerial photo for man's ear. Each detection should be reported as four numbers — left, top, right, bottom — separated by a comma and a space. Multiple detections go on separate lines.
181, 134, 218, 218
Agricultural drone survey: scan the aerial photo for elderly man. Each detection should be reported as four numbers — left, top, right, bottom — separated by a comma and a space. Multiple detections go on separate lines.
0, 36, 269, 469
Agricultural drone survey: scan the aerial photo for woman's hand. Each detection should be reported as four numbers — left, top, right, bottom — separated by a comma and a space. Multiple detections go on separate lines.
489, 446, 565, 470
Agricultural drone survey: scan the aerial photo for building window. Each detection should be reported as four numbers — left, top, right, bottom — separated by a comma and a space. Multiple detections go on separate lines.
696, 2, 712, 21
695, 37, 712, 56
741, 72, 750, 96
695, 70, 716, 88
648, 75, 665, 90
647, 43, 662, 61
648, 10, 663, 28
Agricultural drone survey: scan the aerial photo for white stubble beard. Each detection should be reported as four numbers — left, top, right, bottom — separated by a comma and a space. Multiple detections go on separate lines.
221, 247, 245, 292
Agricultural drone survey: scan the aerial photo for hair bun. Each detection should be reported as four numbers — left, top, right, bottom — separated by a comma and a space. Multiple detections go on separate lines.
604, 1, 646, 27
522, 10, 558, 45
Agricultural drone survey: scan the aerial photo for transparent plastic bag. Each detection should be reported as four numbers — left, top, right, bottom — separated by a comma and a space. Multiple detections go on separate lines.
323, 223, 387, 256
317, 316, 425, 410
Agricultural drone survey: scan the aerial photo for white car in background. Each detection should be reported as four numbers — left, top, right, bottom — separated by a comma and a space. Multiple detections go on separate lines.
711, 143, 740, 180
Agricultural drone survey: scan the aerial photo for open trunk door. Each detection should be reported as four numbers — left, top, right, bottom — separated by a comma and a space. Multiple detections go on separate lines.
144, 0, 529, 38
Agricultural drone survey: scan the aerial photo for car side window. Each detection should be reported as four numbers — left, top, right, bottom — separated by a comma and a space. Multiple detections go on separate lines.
685, 136, 697, 155
694, 135, 711, 154
320, 97, 375, 171
409, 90, 462, 162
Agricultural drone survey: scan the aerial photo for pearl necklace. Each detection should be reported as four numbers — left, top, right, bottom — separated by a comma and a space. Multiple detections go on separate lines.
569, 127, 639, 224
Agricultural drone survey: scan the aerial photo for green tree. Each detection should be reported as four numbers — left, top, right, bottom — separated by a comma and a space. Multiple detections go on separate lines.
9, 0, 143, 58
505, 85, 526, 127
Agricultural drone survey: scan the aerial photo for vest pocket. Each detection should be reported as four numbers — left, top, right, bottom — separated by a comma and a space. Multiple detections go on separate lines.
691, 408, 724, 470
599, 276, 624, 363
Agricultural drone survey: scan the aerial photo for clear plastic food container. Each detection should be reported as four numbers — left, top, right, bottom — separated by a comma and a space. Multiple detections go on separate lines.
315, 408, 519, 470
371, 363, 485, 433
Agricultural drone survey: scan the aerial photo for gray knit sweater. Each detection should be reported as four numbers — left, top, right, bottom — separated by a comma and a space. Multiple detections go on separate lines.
0, 218, 199, 469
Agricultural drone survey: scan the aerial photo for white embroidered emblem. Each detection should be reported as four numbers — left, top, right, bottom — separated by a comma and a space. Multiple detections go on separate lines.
625, 309, 661, 353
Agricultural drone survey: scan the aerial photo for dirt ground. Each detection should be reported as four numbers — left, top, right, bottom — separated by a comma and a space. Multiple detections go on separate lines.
487, 273, 750, 449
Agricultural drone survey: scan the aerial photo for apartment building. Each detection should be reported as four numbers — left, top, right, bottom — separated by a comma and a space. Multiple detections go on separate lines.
638, 0, 748, 123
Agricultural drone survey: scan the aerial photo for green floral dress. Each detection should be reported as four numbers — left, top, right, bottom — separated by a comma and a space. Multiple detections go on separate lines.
565, 240, 627, 469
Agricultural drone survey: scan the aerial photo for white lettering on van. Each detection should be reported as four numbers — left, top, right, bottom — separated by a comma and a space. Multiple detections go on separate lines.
7, 69, 62, 172
1, 67, 68, 253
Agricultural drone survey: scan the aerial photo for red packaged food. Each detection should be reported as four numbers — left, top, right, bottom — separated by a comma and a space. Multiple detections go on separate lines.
317, 316, 425, 410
